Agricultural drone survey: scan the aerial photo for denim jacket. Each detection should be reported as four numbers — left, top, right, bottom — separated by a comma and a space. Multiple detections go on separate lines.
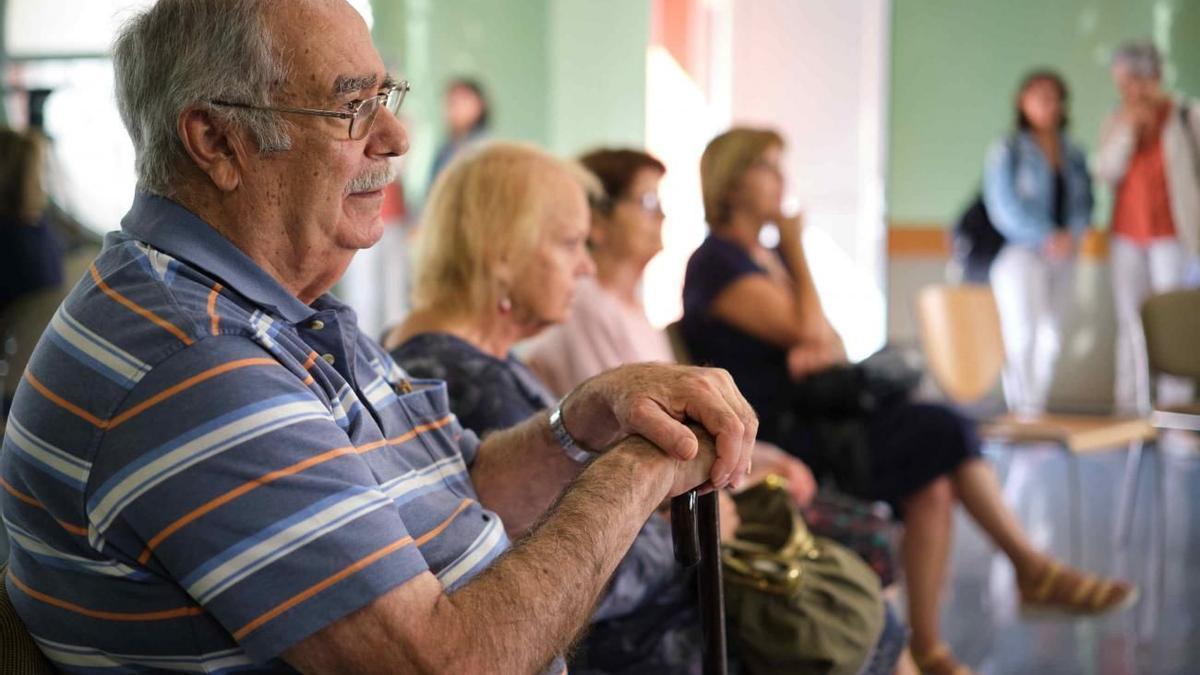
982, 131, 1094, 248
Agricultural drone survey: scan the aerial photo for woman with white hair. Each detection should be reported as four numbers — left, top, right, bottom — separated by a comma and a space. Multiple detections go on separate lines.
1098, 40, 1200, 412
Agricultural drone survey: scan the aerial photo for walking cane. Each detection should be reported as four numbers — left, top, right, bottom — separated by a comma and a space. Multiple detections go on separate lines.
671, 489, 728, 675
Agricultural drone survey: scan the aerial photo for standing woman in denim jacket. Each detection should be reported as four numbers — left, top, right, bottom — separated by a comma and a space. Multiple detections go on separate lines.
984, 70, 1093, 415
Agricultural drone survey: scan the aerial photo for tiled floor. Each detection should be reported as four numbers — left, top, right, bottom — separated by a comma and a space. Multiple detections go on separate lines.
942, 434, 1200, 675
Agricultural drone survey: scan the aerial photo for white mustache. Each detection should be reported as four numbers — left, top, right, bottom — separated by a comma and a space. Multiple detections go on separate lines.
347, 162, 397, 194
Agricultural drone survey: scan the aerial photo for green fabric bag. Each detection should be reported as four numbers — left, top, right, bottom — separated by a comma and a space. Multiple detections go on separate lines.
724, 476, 885, 675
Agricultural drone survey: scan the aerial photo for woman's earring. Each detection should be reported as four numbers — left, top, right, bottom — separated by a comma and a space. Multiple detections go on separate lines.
499, 296, 513, 314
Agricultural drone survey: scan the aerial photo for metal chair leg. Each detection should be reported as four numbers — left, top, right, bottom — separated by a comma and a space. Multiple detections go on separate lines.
1141, 448, 1167, 643
1067, 452, 1083, 566
1113, 440, 1147, 571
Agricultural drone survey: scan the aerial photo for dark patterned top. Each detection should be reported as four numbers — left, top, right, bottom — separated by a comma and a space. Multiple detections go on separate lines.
391, 332, 703, 674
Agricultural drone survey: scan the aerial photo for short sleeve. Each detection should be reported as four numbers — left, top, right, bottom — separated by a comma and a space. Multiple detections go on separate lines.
682, 237, 766, 316
88, 336, 432, 661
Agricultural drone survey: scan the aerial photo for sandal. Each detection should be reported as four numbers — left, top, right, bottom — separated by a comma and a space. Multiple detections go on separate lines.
914, 643, 975, 675
1018, 560, 1139, 618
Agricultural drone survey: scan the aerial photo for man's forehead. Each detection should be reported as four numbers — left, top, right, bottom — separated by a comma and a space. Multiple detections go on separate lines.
269, 0, 386, 97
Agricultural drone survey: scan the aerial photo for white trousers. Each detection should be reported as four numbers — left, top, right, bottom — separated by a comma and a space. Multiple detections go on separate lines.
991, 245, 1074, 414
1110, 235, 1195, 413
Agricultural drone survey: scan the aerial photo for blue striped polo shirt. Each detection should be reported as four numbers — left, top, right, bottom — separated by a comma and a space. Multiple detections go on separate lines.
0, 193, 538, 672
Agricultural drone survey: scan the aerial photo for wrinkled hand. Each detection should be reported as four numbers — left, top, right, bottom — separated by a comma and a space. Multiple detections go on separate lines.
565, 363, 757, 491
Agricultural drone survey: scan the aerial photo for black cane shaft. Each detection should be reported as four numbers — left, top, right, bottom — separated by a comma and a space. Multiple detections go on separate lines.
696, 491, 728, 675
671, 490, 700, 567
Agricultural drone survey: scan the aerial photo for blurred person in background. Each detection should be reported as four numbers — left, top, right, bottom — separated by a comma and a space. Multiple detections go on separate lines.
525, 146, 915, 674
385, 142, 905, 674
983, 69, 1093, 416
427, 77, 490, 184
681, 126, 1135, 675
1097, 41, 1200, 413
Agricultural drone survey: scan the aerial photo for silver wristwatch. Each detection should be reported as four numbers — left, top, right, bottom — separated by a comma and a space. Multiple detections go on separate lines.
549, 399, 593, 464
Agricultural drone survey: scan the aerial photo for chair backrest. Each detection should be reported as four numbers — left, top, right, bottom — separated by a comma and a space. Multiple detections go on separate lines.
915, 284, 1007, 405
664, 320, 694, 366
1141, 289, 1200, 381
0, 563, 56, 674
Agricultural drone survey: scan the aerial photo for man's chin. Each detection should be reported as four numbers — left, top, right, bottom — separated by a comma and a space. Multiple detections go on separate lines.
338, 216, 386, 251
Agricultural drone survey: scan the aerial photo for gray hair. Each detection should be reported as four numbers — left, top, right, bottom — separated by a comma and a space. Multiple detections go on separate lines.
113, 0, 294, 197
1111, 40, 1162, 79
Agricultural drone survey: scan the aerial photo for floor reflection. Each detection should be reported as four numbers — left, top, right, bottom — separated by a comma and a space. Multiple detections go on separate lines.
943, 434, 1200, 674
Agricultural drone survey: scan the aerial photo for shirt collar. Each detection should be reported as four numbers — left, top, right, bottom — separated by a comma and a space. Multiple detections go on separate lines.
119, 191, 329, 323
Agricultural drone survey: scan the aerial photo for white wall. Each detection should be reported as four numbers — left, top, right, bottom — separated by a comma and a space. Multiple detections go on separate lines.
727, 0, 890, 359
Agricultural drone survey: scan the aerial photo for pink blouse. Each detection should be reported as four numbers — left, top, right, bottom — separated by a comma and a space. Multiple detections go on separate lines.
523, 277, 675, 397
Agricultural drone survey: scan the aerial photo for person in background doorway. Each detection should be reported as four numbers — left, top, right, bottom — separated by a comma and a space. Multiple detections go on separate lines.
1097, 41, 1200, 413
427, 77, 490, 185
983, 69, 1093, 415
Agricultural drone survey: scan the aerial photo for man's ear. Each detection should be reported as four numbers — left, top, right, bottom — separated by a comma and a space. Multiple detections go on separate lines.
177, 107, 246, 192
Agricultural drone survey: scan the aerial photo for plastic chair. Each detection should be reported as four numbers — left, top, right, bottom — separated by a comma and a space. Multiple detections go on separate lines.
916, 284, 1155, 563
0, 563, 55, 674
1111, 289, 1200, 636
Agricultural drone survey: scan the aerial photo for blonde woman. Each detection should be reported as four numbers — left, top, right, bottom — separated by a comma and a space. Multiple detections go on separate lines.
681, 127, 1135, 675
385, 142, 902, 674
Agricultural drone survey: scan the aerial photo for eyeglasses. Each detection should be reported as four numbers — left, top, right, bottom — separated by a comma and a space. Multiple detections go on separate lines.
620, 191, 664, 217
210, 80, 410, 141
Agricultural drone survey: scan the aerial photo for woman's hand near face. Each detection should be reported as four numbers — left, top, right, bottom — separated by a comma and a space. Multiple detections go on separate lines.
776, 212, 804, 253
1043, 230, 1074, 261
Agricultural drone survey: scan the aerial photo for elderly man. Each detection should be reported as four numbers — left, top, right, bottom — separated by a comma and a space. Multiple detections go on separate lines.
0, 1, 756, 672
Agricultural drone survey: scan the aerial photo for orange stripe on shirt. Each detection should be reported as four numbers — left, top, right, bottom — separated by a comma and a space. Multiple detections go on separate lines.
25, 358, 279, 431
108, 357, 278, 430
301, 351, 319, 386
0, 476, 88, 536
8, 572, 203, 621
206, 283, 223, 336
90, 264, 194, 346
415, 498, 473, 547
233, 536, 414, 641
136, 414, 455, 564
23, 372, 108, 428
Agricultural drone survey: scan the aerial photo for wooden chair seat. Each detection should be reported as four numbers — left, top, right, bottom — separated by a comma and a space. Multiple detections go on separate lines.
981, 414, 1156, 454
1151, 403, 1200, 433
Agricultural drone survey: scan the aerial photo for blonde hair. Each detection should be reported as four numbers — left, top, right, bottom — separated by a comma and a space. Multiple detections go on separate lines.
700, 127, 784, 228
413, 141, 587, 317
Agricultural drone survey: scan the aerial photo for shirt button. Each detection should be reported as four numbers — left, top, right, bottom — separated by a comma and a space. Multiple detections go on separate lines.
321, 353, 336, 365
309, 319, 326, 331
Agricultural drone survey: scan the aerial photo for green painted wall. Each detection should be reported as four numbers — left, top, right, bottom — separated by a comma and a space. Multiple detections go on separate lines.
372, 0, 550, 199
547, 0, 648, 157
371, 0, 648, 200
888, 0, 1200, 228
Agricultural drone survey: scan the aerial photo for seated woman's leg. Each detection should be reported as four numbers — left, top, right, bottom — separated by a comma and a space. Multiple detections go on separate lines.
899, 476, 955, 659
